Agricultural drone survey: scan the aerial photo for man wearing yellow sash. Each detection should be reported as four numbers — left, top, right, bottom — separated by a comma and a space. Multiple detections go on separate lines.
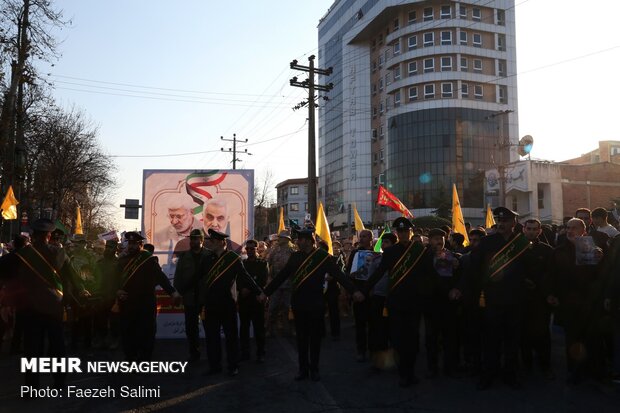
264, 228, 364, 381
467, 207, 531, 390
0, 218, 89, 389
115, 232, 181, 362
365, 217, 430, 388
200, 229, 265, 377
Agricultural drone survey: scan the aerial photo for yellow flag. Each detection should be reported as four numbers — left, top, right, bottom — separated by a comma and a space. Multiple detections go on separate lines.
353, 203, 365, 231
278, 207, 285, 234
451, 184, 469, 246
485, 204, 496, 228
1, 185, 19, 220
315, 202, 333, 255
75, 205, 83, 235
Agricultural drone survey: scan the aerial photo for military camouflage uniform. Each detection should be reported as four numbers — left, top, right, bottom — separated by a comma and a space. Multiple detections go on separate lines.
267, 242, 296, 336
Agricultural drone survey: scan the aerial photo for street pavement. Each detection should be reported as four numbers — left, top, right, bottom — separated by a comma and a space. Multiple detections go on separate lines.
1, 316, 619, 413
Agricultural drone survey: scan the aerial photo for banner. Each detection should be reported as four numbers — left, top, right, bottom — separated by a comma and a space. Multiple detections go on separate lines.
377, 185, 413, 218
1, 185, 19, 220
451, 184, 469, 246
353, 203, 365, 231
143, 169, 254, 338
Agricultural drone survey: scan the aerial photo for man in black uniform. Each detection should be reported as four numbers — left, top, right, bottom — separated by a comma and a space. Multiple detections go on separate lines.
264, 229, 364, 381
468, 207, 531, 390
93, 239, 120, 350
520, 219, 554, 379
174, 229, 211, 361
239, 239, 269, 362
365, 217, 431, 387
0, 218, 88, 388
200, 229, 265, 376
115, 232, 181, 362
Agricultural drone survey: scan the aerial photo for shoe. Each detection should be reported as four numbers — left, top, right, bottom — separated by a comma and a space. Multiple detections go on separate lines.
203, 367, 222, 376
229, 367, 239, 376
310, 371, 321, 381
477, 377, 492, 390
294, 370, 309, 381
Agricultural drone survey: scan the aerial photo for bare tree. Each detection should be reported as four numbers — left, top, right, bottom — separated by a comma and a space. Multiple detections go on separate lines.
254, 168, 277, 240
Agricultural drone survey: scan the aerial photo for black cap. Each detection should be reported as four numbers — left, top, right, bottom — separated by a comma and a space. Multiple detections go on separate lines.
392, 217, 414, 230
428, 228, 447, 238
493, 206, 518, 219
124, 231, 145, 242
296, 228, 315, 240
207, 228, 229, 241
190, 229, 205, 239
105, 240, 118, 248
32, 218, 55, 232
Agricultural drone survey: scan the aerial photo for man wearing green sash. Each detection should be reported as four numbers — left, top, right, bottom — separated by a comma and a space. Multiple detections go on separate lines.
115, 232, 181, 362
264, 229, 363, 381
365, 217, 429, 388
200, 229, 265, 377
0, 218, 88, 389
467, 207, 531, 390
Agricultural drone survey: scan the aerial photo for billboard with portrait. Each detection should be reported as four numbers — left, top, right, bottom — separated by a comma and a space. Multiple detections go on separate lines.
142, 169, 254, 337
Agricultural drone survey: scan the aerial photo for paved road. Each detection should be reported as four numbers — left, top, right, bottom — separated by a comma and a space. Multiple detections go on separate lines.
1, 317, 619, 412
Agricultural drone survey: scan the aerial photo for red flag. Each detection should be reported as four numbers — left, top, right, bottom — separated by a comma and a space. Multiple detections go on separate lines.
377, 185, 414, 218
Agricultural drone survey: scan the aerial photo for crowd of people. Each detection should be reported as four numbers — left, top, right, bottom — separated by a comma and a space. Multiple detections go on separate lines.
0, 204, 619, 392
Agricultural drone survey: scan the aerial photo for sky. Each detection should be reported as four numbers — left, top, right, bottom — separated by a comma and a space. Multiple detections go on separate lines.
38, 0, 620, 230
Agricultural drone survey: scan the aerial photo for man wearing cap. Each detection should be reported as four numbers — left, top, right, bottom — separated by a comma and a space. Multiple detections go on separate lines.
115, 231, 181, 362
174, 229, 211, 361
200, 229, 265, 376
466, 207, 531, 390
365, 217, 432, 387
266, 230, 297, 337
264, 229, 364, 381
93, 239, 121, 349
0, 218, 89, 389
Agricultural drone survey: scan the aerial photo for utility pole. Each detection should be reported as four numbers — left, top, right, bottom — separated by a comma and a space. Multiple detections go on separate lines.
221, 134, 252, 170
290, 55, 333, 222
486, 109, 514, 207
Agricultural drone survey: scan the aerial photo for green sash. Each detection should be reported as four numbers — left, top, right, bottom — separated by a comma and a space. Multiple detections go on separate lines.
15, 245, 63, 295
291, 248, 330, 290
205, 251, 240, 290
120, 251, 153, 288
487, 233, 531, 279
388, 242, 426, 291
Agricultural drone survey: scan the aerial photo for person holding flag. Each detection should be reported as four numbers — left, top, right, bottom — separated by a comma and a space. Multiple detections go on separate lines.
264, 228, 364, 381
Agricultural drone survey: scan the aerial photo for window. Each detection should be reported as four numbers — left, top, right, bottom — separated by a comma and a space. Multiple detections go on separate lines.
379, 173, 385, 185
393, 66, 401, 81
379, 78, 383, 91
372, 60, 377, 72
440, 5, 451, 19
498, 85, 507, 103
423, 7, 433, 21
372, 106, 377, 118
394, 91, 401, 106
408, 35, 417, 50
461, 83, 469, 97
380, 124, 385, 137
423, 32, 434, 47
424, 84, 435, 99
393, 41, 401, 55
497, 9, 505, 26
304, 185, 307, 194
441, 31, 452, 45
537, 184, 544, 209
384, 49, 389, 62
290, 203, 299, 212
459, 5, 467, 18
472, 8, 481, 21
290, 186, 299, 195
497, 59, 506, 77
474, 84, 483, 99
441, 82, 453, 98
380, 149, 384, 161
379, 102, 384, 113
378, 34, 383, 45
441, 56, 452, 71
305, 202, 308, 211
473, 59, 482, 71
393, 18, 400, 31
497, 34, 506, 51
372, 83, 377, 95
424, 58, 434, 73
373, 153, 378, 163
408, 10, 417, 25
460, 31, 467, 45
408, 86, 418, 100
460, 57, 468, 71
385, 96, 391, 112
408, 61, 417, 75
512, 197, 518, 213
473, 33, 482, 47
385, 72, 391, 86
378, 55, 384, 67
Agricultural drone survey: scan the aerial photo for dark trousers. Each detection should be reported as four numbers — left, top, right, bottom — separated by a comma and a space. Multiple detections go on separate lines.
239, 300, 265, 358
93, 300, 119, 346
22, 310, 66, 388
204, 305, 239, 371
325, 292, 340, 337
521, 299, 551, 370
463, 303, 483, 371
184, 304, 207, 358
120, 305, 156, 362
353, 299, 372, 354
293, 309, 324, 373
435, 299, 460, 372
368, 295, 389, 352
481, 304, 522, 379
